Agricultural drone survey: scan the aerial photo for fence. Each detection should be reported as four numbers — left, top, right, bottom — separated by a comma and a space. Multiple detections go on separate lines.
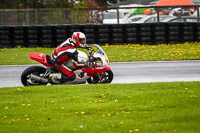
0, 5, 200, 25
0, 23, 199, 48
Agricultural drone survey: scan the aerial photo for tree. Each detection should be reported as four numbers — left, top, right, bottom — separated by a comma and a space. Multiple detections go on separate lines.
95, 0, 124, 7
0, 0, 74, 8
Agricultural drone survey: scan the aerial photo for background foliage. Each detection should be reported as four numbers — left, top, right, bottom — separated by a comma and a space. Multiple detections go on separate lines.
0, 0, 156, 8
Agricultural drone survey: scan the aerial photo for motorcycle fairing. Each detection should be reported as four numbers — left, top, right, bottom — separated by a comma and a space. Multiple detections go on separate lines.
29, 53, 52, 67
82, 66, 111, 76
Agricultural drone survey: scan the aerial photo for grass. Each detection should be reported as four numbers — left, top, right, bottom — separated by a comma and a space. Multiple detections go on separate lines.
0, 43, 200, 132
0, 42, 200, 65
0, 82, 200, 133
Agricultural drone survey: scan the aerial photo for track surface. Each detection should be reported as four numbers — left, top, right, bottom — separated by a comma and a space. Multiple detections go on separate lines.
0, 60, 200, 88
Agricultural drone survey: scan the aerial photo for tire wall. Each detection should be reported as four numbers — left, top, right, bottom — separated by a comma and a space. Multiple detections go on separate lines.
0, 23, 198, 48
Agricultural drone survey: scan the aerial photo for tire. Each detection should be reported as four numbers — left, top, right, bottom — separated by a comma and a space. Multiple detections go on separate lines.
21, 66, 47, 86
87, 69, 113, 84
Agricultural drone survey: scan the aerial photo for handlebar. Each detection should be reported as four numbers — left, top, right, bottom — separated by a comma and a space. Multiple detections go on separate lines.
85, 45, 91, 50
86, 47, 98, 68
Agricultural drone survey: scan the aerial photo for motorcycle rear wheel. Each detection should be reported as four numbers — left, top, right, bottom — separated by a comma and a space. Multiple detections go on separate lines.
87, 69, 113, 84
21, 66, 48, 86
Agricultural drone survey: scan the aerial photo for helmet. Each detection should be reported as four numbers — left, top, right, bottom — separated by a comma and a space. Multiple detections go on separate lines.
72, 32, 86, 48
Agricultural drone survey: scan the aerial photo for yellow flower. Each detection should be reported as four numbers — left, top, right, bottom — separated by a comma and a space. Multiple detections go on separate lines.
105, 43, 109, 46
100, 94, 105, 96
81, 112, 85, 115
134, 129, 139, 132
4, 116, 7, 118
17, 88, 22, 91
191, 95, 198, 98
107, 114, 111, 117
125, 112, 131, 114
27, 104, 31, 107
4, 107, 8, 110
98, 100, 103, 103
24, 115, 28, 117
120, 122, 124, 124
61, 107, 65, 109
26, 118, 30, 121
129, 130, 133, 132
22, 104, 26, 106
11, 119, 15, 122
75, 112, 79, 114
127, 96, 131, 99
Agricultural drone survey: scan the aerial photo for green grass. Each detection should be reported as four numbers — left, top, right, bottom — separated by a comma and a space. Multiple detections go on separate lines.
0, 82, 200, 133
0, 42, 200, 65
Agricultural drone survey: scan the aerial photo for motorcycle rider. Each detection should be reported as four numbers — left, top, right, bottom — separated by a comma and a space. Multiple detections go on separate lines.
50, 32, 89, 83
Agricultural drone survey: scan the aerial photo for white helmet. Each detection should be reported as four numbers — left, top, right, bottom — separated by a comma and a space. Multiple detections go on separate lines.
72, 32, 86, 48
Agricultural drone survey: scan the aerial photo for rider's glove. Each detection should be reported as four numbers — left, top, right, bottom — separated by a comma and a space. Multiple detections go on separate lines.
85, 45, 91, 50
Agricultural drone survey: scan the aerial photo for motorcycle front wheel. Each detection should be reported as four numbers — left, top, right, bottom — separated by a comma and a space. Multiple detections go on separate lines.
21, 66, 48, 86
87, 69, 113, 84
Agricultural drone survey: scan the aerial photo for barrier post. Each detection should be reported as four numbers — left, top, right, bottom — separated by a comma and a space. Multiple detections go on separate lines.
117, 8, 119, 24
156, 7, 160, 22
197, 6, 199, 22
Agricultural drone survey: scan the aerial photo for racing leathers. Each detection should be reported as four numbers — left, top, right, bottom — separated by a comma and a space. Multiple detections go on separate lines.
50, 38, 85, 82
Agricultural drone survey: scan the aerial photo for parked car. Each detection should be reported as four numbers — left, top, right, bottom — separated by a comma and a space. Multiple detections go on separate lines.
131, 14, 173, 23
127, 14, 148, 23
103, 10, 130, 24
192, 7, 200, 17
169, 7, 191, 16
161, 16, 198, 22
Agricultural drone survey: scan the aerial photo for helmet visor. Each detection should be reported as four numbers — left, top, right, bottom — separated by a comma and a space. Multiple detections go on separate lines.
77, 38, 86, 44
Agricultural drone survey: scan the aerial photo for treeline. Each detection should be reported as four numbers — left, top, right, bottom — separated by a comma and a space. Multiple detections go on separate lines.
0, 0, 156, 9
0, 0, 74, 8
0, 0, 126, 8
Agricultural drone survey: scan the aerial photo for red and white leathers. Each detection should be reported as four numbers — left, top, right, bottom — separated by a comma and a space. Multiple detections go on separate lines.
50, 38, 85, 82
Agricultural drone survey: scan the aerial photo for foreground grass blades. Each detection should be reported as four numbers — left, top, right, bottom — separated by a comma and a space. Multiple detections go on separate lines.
0, 82, 200, 133
0, 42, 200, 65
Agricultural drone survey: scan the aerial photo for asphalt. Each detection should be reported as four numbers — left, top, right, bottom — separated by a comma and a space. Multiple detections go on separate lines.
0, 60, 200, 88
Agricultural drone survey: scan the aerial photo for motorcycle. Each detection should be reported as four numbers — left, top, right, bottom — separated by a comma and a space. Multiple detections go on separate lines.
21, 44, 113, 86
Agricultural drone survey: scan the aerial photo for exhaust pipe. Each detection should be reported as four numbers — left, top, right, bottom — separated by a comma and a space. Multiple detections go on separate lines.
28, 74, 49, 84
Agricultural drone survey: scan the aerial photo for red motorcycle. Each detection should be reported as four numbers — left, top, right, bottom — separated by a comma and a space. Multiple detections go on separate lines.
21, 44, 113, 86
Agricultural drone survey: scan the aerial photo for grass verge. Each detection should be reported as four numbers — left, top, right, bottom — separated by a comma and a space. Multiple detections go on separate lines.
0, 42, 200, 65
0, 82, 200, 133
